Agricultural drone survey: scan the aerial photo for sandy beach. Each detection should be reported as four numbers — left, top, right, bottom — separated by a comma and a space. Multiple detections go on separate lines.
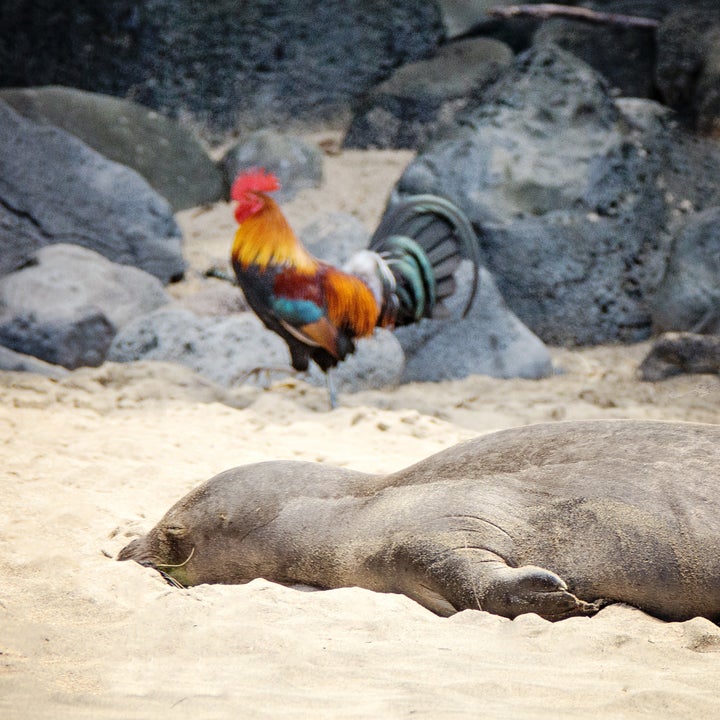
2, 146, 720, 719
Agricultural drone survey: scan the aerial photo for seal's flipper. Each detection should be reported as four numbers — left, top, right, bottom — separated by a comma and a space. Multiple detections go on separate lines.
479, 564, 603, 620
406, 585, 458, 617
423, 550, 604, 620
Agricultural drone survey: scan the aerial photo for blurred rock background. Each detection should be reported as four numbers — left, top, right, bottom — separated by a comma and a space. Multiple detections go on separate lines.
1, 0, 719, 390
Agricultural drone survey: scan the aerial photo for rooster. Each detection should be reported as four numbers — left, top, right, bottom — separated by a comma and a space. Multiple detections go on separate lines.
230, 168, 481, 406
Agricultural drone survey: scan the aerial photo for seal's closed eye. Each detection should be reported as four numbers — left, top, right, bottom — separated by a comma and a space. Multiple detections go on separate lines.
165, 525, 187, 537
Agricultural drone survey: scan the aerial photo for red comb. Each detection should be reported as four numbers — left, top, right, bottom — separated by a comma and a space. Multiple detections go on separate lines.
230, 168, 281, 199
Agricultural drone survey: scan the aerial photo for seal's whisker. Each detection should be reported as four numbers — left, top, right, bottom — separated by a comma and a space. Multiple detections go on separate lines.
155, 546, 195, 569
158, 570, 186, 589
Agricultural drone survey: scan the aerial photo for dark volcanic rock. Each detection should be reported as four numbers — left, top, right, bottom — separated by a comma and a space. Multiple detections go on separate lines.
0, 86, 224, 211
649, 207, 720, 334
0, 1, 442, 136
344, 38, 513, 150
0, 244, 169, 370
639, 332, 720, 381
395, 265, 552, 382
390, 45, 720, 346
0, 345, 68, 378
109, 304, 404, 393
306, 329, 405, 393
108, 307, 292, 388
533, 19, 655, 98
300, 213, 371, 266
220, 130, 323, 202
0, 100, 185, 282
656, 6, 720, 136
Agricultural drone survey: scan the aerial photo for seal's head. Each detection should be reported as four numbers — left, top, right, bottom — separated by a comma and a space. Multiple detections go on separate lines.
117, 522, 195, 587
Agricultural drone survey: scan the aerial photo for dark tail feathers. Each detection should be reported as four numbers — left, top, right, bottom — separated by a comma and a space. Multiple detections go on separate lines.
369, 195, 482, 327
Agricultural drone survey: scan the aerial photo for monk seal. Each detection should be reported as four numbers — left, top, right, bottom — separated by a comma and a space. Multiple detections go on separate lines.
118, 419, 720, 621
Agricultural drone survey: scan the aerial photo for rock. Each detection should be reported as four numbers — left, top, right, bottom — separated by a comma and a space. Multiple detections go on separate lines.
108, 307, 292, 387
343, 38, 513, 150
0, 1, 442, 136
0, 244, 170, 369
533, 18, 655, 98
639, 332, 720, 381
588, 0, 679, 17
0, 345, 68, 378
656, 5, 720, 136
0, 86, 224, 211
437, 0, 516, 39
0, 309, 113, 372
307, 329, 405, 393
649, 207, 720, 334
109, 304, 405, 394
0, 100, 185, 283
299, 213, 551, 385
299, 213, 550, 383
109, 262, 550, 390
395, 264, 552, 382
392, 44, 720, 346
300, 213, 371, 266
220, 130, 323, 201
436, 0, 541, 49
173, 282, 247, 318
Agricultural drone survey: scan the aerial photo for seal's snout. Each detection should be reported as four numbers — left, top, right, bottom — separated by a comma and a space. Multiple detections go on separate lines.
117, 537, 147, 563
117, 529, 193, 589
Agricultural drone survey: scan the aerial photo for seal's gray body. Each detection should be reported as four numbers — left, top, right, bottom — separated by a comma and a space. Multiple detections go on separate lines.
119, 420, 720, 621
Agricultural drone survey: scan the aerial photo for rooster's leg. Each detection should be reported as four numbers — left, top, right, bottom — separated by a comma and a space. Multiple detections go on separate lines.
326, 370, 338, 410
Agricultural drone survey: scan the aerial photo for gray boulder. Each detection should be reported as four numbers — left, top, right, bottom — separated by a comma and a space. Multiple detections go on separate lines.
392, 44, 720, 346
656, 5, 720, 136
306, 329, 405, 393
649, 207, 720, 334
436, 0, 540, 49
437, 0, 519, 39
0, 345, 68, 378
109, 305, 404, 394
0, 86, 224, 211
639, 332, 720, 382
300, 212, 371, 266
395, 265, 552, 382
299, 212, 551, 383
108, 307, 292, 387
220, 130, 323, 202
174, 282, 248, 318
0, 244, 170, 369
343, 38, 513, 150
0, 100, 185, 283
533, 19, 655, 98
299, 211, 550, 382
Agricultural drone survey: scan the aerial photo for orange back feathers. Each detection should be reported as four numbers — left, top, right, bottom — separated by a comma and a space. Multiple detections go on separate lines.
322, 267, 379, 337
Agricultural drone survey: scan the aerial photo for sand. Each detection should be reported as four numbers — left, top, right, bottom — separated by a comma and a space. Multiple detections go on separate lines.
2, 143, 720, 719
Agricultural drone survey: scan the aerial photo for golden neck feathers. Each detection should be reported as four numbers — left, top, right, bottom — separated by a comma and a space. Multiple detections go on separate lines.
231, 194, 317, 275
